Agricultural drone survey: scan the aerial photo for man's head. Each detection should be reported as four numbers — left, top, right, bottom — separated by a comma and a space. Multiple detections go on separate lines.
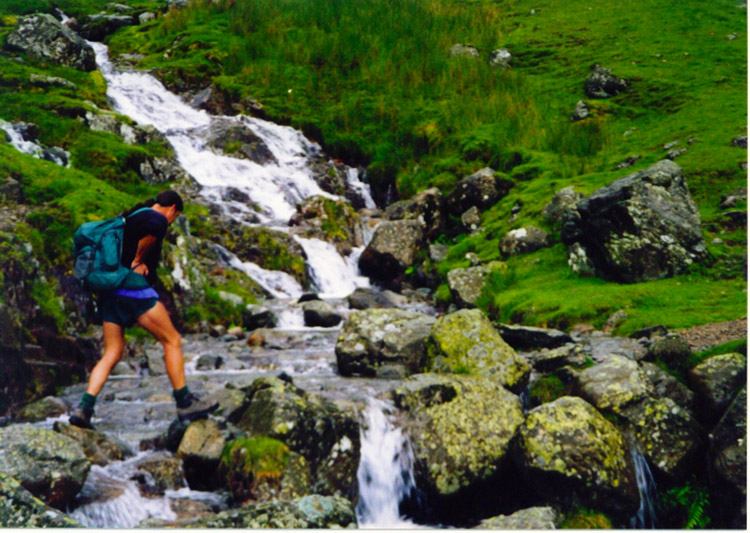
153, 190, 183, 224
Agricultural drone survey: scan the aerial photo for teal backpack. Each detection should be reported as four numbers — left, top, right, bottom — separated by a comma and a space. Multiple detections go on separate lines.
72, 207, 152, 292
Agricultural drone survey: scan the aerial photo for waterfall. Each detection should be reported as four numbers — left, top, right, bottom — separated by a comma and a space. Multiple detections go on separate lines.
0, 119, 70, 166
88, 41, 370, 298
356, 400, 421, 529
630, 449, 659, 529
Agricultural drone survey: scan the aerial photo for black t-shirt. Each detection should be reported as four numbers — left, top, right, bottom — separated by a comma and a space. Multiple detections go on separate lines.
121, 209, 168, 285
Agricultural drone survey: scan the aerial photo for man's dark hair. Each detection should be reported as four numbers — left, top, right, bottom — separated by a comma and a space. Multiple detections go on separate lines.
122, 190, 184, 217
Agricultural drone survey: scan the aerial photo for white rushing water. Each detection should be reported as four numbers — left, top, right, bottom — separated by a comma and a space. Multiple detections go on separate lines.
89, 41, 372, 298
0, 119, 70, 166
630, 449, 659, 529
356, 401, 420, 529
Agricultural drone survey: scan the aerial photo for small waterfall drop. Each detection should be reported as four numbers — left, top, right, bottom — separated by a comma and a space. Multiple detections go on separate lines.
0, 119, 70, 166
356, 400, 421, 529
630, 449, 659, 529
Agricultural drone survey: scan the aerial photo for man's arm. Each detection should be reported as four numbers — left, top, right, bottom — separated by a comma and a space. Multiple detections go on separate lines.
130, 235, 157, 275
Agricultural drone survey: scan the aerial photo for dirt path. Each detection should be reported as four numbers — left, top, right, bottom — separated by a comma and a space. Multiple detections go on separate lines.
675, 317, 747, 352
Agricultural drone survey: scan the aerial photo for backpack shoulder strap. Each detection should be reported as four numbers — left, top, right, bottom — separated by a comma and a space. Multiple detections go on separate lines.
124, 207, 155, 220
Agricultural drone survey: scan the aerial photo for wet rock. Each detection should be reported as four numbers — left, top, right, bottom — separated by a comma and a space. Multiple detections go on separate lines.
302, 300, 342, 328
395, 374, 523, 497
133, 452, 186, 496
358, 220, 427, 281
0, 425, 90, 509
688, 352, 747, 419
15, 396, 69, 422
561, 160, 706, 283
543, 187, 584, 224
289, 196, 363, 252
426, 309, 531, 393
384, 187, 445, 239
183, 494, 356, 528
571, 100, 590, 121
144, 347, 166, 375
496, 324, 573, 351
621, 397, 703, 481
203, 117, 277, 165
488, 48, 512, 68
447, 262, 505, 308
218, 437, 311, 503
708, 387, 746, 528
166, 418, 190, 452
4, 14, 96, 71
53, 422, 133, 466
499, 226, 550, 257
515, 396, 639, 516
197, 354, 224, 370
177, 419, 225, 490
573, 355, 653, 414
445, 167, 512, 215
0, 473, 82, 527
346, 287, 396, 310
640, 361, 695, 410
584, 64, 627, 98
242, 305, 278, 331
449, 44, 480, 58
335, 308, 435, 377
206, 387, 246, 420
79, 14, 137, 41
233, 377, 360, 498
476, 506, 561, 529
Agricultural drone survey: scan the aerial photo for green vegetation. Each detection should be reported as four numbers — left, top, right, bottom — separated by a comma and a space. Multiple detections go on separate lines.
560, 506, 613, 529
687, 338, 747, 370
528, 374, 568, 406
660, 476, 712, 529
219, 437, 290, 501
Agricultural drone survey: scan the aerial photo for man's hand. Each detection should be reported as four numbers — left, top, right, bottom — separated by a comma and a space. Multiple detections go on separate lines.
132, 263, 149, 275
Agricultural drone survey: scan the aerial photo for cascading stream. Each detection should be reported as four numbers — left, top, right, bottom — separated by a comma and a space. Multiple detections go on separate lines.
630, 449, 659, 529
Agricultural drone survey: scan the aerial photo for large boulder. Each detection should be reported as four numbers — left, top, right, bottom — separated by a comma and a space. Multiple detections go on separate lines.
640, 361, 695, 411
515, 396, 639, 516
231, 377, 360, 498
561, 160, 707, 283
499, 226, 550, 258
446, 262, 505, 308
688, 352, 746, 419
302, 300, 342, 328
183, 494, 356, 528
79, 14, 137, 41
384, 187, 445, 239
242, 305, 278, 331
496, 324, 573, 351
335, 309, 435, 377
476, 506, 561, 529
621, 398, 703, 481
393, 374, 524, 520
426, 309, 531, 393
176, 419, 226, 491
132, 452, 186, 496
445, 168, 512, 215
0, 425, 90, 510
15, 396, 69, 422
544, 186, 585, 225
4, 14, 96, 71
358, 220, 427, 281
585, 64, 627, 98
289, 196, 363, 253
573, 355, 653, 414
0, 473, 82, 527
346, 287, 396, 310
53, 422, 133, 467
203, 117, 277, 165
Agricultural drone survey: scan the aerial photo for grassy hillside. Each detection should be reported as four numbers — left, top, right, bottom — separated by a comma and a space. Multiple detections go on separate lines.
0, 0, 746, 334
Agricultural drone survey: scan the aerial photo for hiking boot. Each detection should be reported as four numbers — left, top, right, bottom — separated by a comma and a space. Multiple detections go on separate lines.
176, 393, 219, 421
69, 407, 94, 429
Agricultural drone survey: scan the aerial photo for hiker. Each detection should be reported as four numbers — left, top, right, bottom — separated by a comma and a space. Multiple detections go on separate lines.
70, 190, 218, 429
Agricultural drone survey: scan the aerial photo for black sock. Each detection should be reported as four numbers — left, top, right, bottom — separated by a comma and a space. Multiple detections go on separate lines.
79, 393, 96, 413
173, 386, 191, 407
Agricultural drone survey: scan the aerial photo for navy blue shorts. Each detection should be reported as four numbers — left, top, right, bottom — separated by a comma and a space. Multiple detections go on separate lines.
100, 294, 158, 328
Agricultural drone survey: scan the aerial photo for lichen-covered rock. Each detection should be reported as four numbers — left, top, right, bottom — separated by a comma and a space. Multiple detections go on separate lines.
16, 396, 69, 422
358, 220, 427, 281
335, 308, 435, 377
302, 300, 342, 328
0, 425, 90, 509
132, 452, 186, 496
183, 494, 356, 528
0, 473, 82, 527
585, 64, 627, 98
571, 100, 590, 121
499, 226, 550, 258
574, 355, 653, 414
475, 506, 561, 529
446, 262, 506, 308
561, 160, 707, 283
645, 334, 691, 368
688, 352, 747, 418
528, 343, 588, 372
384, 187, 445, 239
4, 14, 96, 71
445, 167, 512, 215
203, 117, 277, 165
543, 186, 584, 225
515, 396, 639, 516
621, 398, 703, 481
496, 324, 573, 351
709, 387, 746, 505
640, 361, 695, 411
53, 422, 133, 467
393, 374, 524, 498
232, 377, 360, 499
177, 419, 225, 491
289, 196, 363, 253
218, 437, 310, 503
426, 309, 531, 392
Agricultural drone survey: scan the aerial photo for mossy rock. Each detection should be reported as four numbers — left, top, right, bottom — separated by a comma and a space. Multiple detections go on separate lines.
425, 309, 531, 392
529, 374, 569, 407
0, 473, 82, 527
561, 508, 613, 529
573, 355, 653, 414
